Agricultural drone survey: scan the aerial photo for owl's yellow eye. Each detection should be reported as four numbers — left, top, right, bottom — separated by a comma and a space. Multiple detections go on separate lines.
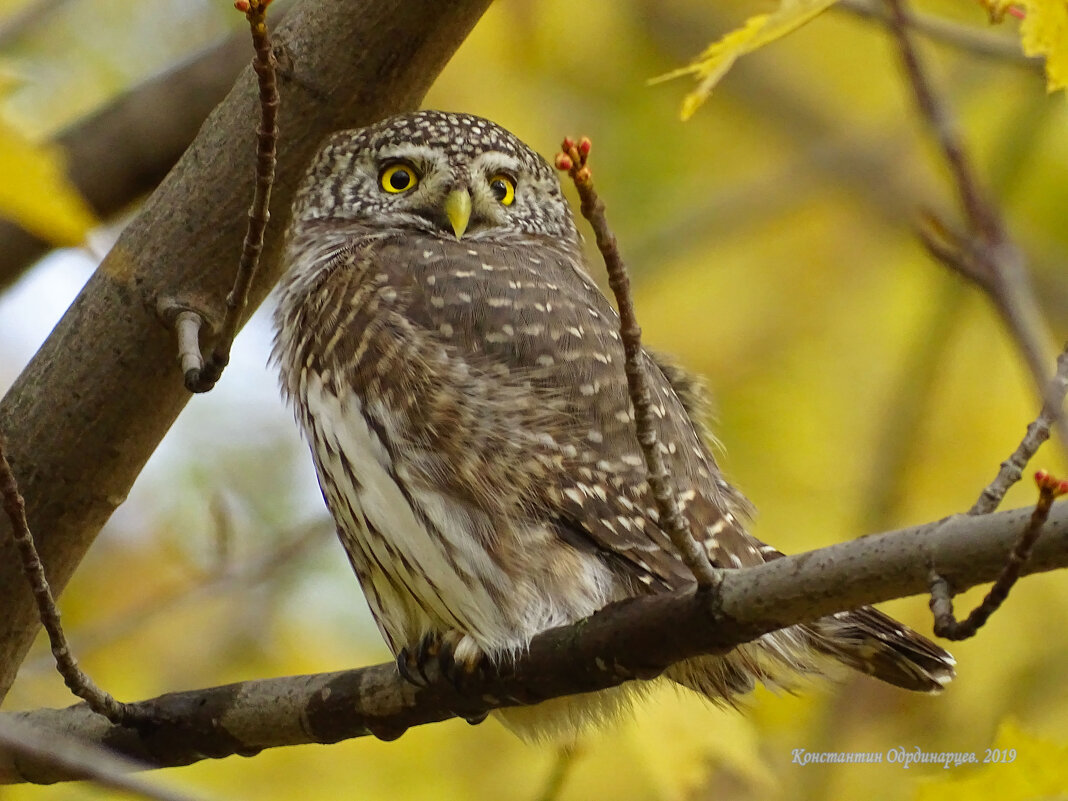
489, 173, 516, 206
380, 163, 419, 193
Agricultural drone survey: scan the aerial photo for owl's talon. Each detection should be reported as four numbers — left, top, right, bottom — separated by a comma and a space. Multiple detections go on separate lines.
396, 633, 442, 688
436, 630, 489, 692
395, 646, 423, 687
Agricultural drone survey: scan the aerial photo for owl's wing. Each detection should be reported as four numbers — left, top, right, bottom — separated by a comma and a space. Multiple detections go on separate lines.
337, 231, 773, 593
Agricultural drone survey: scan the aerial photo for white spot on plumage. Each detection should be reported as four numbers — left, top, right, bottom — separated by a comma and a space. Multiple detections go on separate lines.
564, 487, 585, 506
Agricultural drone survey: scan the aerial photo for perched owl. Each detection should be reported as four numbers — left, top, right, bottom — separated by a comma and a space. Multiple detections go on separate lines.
273, 110, 954, 739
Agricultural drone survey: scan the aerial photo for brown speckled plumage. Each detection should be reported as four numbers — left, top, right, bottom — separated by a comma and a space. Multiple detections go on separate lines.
273, 110, 954, 739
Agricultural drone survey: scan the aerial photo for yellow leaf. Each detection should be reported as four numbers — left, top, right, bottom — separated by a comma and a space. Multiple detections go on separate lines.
0, 117, 96, 246
1017, 0, 1068, 92
650, 0, 841, 120
915, 720, 1068, 801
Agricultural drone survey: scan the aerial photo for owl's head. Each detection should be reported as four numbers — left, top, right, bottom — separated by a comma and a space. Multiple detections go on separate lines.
291, 110, 578, 243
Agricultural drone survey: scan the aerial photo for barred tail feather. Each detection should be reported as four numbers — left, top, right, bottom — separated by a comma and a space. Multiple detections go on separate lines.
808, 606, 956, 693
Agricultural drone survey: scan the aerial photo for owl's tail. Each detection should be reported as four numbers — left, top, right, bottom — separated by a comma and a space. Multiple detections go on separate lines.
667, 605, 954, 704
806, 605, 955, 693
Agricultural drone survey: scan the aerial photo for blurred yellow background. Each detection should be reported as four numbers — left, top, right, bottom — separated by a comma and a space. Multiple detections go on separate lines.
2, 1, 1067, 799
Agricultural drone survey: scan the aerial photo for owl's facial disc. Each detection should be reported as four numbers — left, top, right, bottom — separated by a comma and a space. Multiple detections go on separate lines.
368, 145, 535, 240
293, 111, 579, 243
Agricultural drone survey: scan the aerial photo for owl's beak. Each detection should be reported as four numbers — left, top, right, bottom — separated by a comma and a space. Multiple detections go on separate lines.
443, 189, 471, 239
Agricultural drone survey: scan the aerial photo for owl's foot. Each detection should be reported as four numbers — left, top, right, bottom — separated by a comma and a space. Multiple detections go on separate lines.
396, 631, 491, 724
396, 632, 440, 688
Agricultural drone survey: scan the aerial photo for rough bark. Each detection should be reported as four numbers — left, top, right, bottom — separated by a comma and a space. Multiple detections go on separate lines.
2, 500, 1065, 783
0, 0, 492, 702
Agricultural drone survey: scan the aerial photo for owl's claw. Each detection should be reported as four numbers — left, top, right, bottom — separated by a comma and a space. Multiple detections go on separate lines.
396, 632, 442, 688
436, 630, 489, 690
396, 630, 491, 719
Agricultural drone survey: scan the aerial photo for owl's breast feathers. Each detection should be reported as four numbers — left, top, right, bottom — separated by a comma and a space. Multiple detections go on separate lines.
275, 222, 767, 595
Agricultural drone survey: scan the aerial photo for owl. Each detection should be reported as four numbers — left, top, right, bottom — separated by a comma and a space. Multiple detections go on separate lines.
273, 110, 954, 739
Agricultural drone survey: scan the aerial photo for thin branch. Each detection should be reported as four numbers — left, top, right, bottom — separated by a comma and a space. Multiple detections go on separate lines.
837, 0, 1039, 70
931, 470, 1068, 638
971, 345, 1068, 515
554, 137, 720, 589
0, 717, 205, 801
883, 0, 1068, 449
0, 437, 134, 726
181, 0, 279, 393
4, 498, 1066, 784
885, 0, 996, 237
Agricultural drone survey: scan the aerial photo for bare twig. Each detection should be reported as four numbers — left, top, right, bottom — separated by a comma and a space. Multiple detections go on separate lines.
555, 137, 720, 589
173, 311, 207, 384
931, 470, 1068, 639
0, 438, 134, 725
0, 717, 205, 801
837, 0, 1038, 70
971, 346, 1068, 515
182, 0, 279, 393
4, 498, 1068, 783
883, 0, 1068, 449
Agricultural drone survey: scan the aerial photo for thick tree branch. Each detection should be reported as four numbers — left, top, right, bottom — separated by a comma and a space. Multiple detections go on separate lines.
0, 0, 493, 703
3, 500, 1066, 784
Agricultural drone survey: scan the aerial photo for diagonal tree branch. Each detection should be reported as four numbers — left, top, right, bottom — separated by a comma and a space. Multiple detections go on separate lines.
3, 499, 1066, 784
0, 0, 493, 704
